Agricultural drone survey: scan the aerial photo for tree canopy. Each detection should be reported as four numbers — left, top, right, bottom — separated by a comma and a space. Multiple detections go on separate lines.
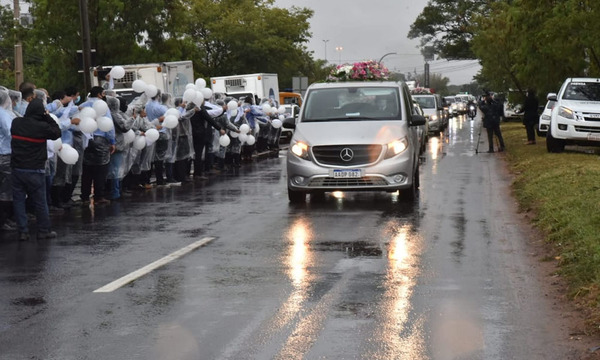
0, 0, 324, 93
410, 0, 600, 98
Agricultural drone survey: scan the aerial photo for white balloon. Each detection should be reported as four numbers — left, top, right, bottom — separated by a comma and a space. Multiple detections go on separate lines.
262, 104, 272, 114
132, 80, 146, 93
93, 100, 108, 117
124, 129, 135, 144
165, 108, 181, 118
185, 83, 196, 90
272, 119, 282, 129
133, 135, 146, 150
239, 134, 248, 143
227, 100, 238, 111
278, 106, 286, 114
183, 88, 197, 103
195, 78, 207, 89
79, 107, 96, 120
97, 116, 114, 132
219, 135, 231, 147
79, 117, 98, 133
230, 109, 238, 117
246, 135, 256, 146
239, 124, 250, 134
145, 128, 160, 143
110, 66, 125, 79
58, 144, 79, 165
145, 84, 158, 98
163, 115, 179, 129
229, 131, 239, 138
53, 138, 62, 152
201, 88, 213, 99
278, 114, 285, 121
194, 91, 204, 106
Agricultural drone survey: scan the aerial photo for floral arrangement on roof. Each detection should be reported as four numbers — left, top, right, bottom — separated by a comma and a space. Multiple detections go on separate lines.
327, 60, 390, 82
410, 87, 432, 95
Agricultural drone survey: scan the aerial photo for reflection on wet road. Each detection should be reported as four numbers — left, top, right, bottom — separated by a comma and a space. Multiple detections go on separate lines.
0, 116, 580, 359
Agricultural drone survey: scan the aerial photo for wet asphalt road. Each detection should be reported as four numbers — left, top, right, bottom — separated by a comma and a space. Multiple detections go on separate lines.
0, 115, 582, 359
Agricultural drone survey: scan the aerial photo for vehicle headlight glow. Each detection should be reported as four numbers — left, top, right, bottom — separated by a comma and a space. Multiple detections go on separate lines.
431, 115, 437, 120
558, 106, 574, 119
385, 138, 408, 158
291, 141, 309, 159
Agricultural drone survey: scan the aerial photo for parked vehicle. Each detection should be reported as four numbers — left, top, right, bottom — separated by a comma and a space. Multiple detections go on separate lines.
280, 91, 303, 106
90, 61, 194, 103
413, 100, 429, 155
413, 94, 445, 134
282, 81, 426, 202
279, 104, 301, 145
538, 99, 555, 137
546, 78, 600, 152
210, 73, 279, 105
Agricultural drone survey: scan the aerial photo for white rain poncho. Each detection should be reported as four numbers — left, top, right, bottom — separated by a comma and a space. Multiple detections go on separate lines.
106, 96, 134, 179
166, 105, 195, 163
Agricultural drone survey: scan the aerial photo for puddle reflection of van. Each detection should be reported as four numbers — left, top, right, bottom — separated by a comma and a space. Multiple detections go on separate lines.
282, 81, 426, 203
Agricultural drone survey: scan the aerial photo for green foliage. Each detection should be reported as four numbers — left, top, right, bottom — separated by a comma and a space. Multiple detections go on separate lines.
0, 0, 317, 94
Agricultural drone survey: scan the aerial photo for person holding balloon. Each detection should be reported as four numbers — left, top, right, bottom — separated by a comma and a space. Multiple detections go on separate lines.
78, 87, 116, 206
105, 96, 134, 200
212, 99, 240, 171
145, 90, 169, 186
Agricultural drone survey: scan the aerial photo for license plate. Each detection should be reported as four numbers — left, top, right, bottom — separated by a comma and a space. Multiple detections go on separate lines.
587, 133, 600, 141
332, 169, 363, 178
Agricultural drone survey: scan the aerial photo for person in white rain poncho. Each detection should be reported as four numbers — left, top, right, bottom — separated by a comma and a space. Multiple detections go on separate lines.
122, 105, 155, 190
0, 87, 15, 230
106, 96, 134, 199
166, 98, 195, 183
145, 90, 169, 186
211, 99, 240, 171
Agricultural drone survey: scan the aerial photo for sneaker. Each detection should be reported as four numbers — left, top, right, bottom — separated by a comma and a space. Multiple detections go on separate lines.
37, 231, 57, 240
19, 232, 30, 241
166, 180, 182, 186
1, 223, 16, 231
49, 206, 65, 214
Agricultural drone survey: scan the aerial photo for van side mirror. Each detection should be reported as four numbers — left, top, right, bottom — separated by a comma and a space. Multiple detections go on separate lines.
547, 93, 557, 101
282, 117, 296, 129
410, 114, 426, 126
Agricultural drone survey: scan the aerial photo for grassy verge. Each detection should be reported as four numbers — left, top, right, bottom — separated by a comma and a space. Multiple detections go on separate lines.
501, 122, 600, 330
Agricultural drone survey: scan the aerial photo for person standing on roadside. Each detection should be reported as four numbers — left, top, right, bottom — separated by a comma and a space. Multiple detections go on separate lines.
479, 92, 506, 153
522, 89, 539, 145
10, 98, 61, 241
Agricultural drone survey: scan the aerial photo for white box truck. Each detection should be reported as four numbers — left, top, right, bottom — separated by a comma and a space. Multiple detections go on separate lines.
210, 73, 279, 105
90, 60, 194, 103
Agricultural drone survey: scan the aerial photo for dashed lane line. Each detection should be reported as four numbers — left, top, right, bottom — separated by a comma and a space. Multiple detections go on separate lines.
93, 237, 215, 293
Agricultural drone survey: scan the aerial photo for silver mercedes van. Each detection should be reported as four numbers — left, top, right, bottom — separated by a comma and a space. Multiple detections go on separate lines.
283, 81, 426, 203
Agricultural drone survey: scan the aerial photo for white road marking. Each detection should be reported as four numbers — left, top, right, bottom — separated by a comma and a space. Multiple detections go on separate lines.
93, 237, 215, 293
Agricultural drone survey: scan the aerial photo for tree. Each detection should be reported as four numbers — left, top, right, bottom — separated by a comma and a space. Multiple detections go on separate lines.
0, 5, 15, 87
408, 0, 489, 60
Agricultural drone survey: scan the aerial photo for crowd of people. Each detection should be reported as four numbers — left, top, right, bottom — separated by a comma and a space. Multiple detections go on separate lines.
0, 80, 284, 241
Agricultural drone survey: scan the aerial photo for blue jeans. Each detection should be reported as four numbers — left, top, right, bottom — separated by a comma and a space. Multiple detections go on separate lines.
12, 168, 50, 233
108, 152, 124, 199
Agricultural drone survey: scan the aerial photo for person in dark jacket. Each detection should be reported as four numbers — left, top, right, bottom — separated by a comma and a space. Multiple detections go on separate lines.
479, 92, 506, 153
10, 98, 61, 241
189, 102, 224, 179
522, 89, 539, 144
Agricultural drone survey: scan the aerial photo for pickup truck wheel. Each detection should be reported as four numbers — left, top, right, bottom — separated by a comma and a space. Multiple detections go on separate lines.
546, 128, 565, 153
288, 188, 306, 203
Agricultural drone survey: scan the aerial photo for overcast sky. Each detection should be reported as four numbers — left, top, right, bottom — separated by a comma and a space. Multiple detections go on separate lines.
273, 0, 481, 85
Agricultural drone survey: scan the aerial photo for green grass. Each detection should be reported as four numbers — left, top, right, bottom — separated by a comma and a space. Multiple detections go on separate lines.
501, 122, 600, 322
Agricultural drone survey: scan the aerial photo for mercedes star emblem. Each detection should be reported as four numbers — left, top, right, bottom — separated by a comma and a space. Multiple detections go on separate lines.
340, 148, 354, 162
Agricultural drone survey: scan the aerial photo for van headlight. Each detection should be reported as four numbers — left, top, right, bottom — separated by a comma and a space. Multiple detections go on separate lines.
558, 106, 574, 120
291, 141, 309, 159
385, 138, 408, 158
431, 115, 438, 120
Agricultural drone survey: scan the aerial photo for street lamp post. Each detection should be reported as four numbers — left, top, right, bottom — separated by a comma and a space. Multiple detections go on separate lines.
322, 39, 329, 62
335, 46, 343, 65
378, 52, 397, 65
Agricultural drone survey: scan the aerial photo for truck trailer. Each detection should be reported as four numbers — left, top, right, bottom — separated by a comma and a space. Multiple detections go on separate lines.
210, 73, 279, 105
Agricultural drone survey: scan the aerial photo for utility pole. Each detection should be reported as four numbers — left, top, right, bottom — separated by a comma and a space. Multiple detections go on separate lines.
13, 0, 23, 89
79, 0, 92, 95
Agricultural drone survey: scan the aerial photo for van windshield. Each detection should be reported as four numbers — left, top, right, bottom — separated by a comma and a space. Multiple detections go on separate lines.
302, 87, 401, 122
